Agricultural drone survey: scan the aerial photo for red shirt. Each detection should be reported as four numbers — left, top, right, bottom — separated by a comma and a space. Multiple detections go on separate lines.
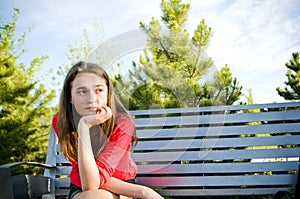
52, 113, 137, 188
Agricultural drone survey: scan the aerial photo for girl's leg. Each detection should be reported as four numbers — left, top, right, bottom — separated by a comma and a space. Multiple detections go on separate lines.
102, 177, 163, 199
73, 189, 119, 199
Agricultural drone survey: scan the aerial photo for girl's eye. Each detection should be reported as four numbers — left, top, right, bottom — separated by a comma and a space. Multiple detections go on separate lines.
77, 89, 87, 95
95, 88, 103, 93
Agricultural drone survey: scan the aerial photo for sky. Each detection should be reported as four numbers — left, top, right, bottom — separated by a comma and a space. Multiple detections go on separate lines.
1, 0, 300, 105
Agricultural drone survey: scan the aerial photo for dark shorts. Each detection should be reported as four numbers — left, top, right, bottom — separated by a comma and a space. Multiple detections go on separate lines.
68, 179, 136, 199
68, 184, 82, 199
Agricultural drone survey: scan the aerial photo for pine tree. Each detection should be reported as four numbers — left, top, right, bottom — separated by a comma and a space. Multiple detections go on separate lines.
0, 9, 56, 173
200, 64, 242, 106
114, 0, 243, 109
276, 52, 300, 100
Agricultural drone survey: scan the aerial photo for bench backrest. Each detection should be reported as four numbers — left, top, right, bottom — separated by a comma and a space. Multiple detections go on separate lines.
44, 102, 300, 197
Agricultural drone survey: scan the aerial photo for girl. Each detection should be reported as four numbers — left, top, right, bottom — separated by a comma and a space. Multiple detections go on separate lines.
52, 61, 163, 199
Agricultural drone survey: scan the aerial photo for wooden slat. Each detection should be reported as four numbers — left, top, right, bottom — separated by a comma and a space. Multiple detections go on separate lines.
130, 101, 300, 116
136, 123, 300, 139
132, 148, 300, 162
156, 188, 295, 196
136, 174, 298, 187
56, 166, 72, 176
56, 144, 60, 153
55, 178, 70, 188
55, 189, 69, 197
43, 127, 59, 195
56, 155, 70, 164
134, 110, 300, 128
134, 135, 300, 150
137, 162, 300, 174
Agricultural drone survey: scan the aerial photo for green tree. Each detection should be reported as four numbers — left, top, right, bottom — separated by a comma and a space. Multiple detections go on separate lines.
0, 9, 56, 172
114, 0, 243, 109
276, 52, 300, 100
199, 64, 242, 106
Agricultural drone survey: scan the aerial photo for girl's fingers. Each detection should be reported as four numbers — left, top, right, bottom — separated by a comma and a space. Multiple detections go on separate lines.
94, 106, 112, 124
102, 106, 112, 117
81, 106, 112, 127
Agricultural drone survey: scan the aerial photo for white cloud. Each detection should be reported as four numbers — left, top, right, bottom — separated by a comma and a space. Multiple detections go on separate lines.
184, 0, 300, 103
1, 0, 299, 103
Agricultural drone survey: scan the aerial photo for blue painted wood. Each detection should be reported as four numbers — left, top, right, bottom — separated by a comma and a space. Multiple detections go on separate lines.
133, 110, 300, 127
137, 162, 299, 174
130, 101, 300, 116
134, 135, 300, 150
157, 188, 295, 196
136, 174, 297, 186
136, 123, 300, 138
132, 148, 300, 162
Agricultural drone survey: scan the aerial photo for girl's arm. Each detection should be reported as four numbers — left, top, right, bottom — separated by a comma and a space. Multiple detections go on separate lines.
77, 106, 113, 191
102, 177, 164, 199
77, 119, 101, 191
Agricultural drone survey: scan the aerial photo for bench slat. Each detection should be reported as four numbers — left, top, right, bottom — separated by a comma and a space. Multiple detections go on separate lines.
137, 123, 300, 140
156, 188, 295, 196
137, 161, 300, 174
136, 174, 297, 187
55, 178, 70, 188
56, 166, 71, 176
132, 148, 300, 162
134, 135, 300, 150
136, 123, 300, 139
55, 189, 69, 197
130, 101, 300, 116
134, 110, 300, 127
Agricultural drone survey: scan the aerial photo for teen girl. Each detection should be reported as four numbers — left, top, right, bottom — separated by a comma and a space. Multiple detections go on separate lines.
52, 61, 163, 199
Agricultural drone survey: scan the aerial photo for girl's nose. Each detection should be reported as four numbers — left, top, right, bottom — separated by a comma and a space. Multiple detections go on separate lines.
87, 91, 97, 102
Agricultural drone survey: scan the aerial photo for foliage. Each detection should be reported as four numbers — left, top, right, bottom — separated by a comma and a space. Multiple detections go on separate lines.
199, 64, 242, 106
276, 52, 300, 100
114, 0, 243, 109
0, 8, 56, 174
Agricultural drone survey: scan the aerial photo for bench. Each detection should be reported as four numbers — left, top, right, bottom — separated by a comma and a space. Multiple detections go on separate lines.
1, 102, 300, 198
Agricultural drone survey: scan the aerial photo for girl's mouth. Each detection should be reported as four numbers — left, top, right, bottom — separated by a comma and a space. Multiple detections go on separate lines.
86, 107, 98, 112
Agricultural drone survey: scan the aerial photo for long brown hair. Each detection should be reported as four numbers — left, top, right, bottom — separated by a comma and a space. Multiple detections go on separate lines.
58, 61, 137, 161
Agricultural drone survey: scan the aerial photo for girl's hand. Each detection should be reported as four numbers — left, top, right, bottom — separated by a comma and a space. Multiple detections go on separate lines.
80, 106, 112, 128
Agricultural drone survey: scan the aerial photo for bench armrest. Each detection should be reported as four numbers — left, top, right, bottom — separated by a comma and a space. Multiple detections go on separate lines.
0, 161, 55, 169
0, 162, 56, 199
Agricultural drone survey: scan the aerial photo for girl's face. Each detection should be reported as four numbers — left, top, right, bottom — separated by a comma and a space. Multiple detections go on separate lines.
71, 72, 108, 116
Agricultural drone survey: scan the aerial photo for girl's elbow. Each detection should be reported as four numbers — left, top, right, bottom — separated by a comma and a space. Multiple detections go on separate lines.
82, 184, 100, 192
81, 180, 101, 192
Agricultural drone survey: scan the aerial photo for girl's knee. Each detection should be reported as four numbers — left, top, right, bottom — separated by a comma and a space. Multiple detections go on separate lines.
74, 189, 119, 199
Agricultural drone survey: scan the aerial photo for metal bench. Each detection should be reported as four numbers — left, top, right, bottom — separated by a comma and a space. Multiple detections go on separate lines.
1, 102, 300, 198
